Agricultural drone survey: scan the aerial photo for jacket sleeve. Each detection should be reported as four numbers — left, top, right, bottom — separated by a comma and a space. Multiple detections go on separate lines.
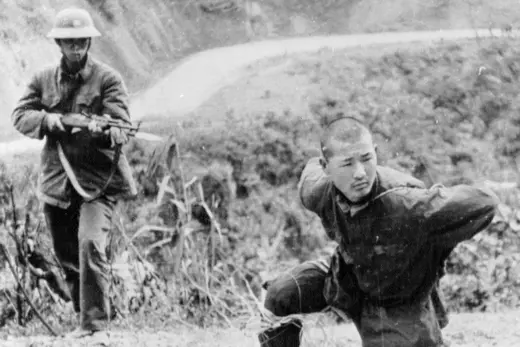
298, 157, 333, 216
416, 184, 499, 247
101, 70, 131, 125
11, 73, 48, 139
377, 165, 427, 189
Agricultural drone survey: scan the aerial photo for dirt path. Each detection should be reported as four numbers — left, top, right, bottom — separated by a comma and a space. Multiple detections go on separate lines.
1, 28, 516, 159
3, 310, 520, 346
128, 28, 509, 120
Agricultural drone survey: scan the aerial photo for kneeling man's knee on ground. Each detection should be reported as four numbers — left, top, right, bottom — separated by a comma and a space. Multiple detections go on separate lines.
264, 262, 328, 316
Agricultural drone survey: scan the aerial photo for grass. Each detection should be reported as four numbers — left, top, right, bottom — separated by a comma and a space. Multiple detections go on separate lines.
3, 2, 520, 345
2, 0, 520, 142
2, 310, 520, 346
186, 36, 520, 185
2, 36, 520, 342
152, 34, 520, 315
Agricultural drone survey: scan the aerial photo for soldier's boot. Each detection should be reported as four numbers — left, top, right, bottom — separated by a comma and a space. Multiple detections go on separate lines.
258, 319, 302, 347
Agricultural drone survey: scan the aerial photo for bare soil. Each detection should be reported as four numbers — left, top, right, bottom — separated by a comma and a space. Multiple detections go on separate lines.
2, 310, 519, 346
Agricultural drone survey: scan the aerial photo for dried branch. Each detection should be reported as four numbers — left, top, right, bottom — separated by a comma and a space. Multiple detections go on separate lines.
172, 133, 189, 276
0, 244, 58, 336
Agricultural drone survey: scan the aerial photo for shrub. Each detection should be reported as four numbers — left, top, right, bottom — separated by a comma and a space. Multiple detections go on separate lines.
5, 37, 520, 337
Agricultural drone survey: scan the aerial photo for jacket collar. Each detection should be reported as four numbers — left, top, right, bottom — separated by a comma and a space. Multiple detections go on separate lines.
334, 172, 382, 216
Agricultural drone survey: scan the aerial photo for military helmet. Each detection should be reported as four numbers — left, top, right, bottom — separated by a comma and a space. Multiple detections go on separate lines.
47, 8, 101, 39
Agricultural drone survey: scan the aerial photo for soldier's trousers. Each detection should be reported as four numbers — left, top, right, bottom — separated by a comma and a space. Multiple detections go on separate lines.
258, 259, 448, 347
43, 194, 115, 331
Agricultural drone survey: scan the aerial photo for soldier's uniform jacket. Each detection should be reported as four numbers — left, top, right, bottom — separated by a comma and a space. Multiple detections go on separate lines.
298, 157, 499, 307
12, 55, 137, 208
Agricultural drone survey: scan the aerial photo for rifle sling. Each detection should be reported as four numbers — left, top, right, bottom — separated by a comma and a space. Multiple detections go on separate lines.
57, 141, 122, 202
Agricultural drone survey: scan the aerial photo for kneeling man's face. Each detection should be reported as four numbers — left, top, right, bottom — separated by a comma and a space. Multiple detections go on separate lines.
323, 134, 378, 203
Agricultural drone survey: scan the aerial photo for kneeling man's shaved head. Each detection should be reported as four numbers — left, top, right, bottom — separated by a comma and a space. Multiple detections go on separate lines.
320, 117, 373, 159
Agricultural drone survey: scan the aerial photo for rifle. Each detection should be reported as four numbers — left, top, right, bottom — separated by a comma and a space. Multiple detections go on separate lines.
57, 112, 163, 201
60, 112, 163, 142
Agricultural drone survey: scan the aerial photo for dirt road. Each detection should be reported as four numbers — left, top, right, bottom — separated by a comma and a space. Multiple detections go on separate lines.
1, 28, 516, 158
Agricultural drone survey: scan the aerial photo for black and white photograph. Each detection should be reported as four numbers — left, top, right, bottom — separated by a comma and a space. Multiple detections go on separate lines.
0, 1, 519, 346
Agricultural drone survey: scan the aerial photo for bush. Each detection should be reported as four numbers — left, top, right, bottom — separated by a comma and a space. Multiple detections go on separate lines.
289, 38, 520, 311
5, 37, 520, 336
176, 110, 321, 196
442, 215, 520, 312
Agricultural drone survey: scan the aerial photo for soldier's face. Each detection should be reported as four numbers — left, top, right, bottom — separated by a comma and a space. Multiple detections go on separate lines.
57, 38, 90, 63
322, 136, 378, 203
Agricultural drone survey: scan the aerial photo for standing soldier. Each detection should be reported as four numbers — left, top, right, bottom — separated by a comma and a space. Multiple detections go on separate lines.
258, 117, 499, 347
11, 8, 137, 339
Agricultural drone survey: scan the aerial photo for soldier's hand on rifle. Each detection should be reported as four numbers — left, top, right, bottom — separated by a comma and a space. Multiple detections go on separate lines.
107, 127, 129, 147
87, 119, 105, 133
87, 114, 111, 134
44, 113, 65, 134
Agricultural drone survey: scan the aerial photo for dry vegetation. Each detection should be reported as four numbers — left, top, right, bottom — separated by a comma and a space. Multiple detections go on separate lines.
3, 1, 520, 346
3, 0, 520, 142
0, 0, 362, 142
2, 36, 520, 346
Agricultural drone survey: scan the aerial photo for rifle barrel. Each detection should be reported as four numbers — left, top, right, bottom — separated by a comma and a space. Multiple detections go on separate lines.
63, 114, 138, 131
106, 122, 138, 130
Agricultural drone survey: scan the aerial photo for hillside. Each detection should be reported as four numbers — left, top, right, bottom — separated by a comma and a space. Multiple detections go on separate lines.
3, 0, 520, 142
138, 36, 520, 318
0, 0, 352, 142
2, 1, 520, 345
2, 35, 520, 341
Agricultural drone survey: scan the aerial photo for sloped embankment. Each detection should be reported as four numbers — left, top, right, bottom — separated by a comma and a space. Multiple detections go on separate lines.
3, 0, 519, 143
0, 0, 355, 142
